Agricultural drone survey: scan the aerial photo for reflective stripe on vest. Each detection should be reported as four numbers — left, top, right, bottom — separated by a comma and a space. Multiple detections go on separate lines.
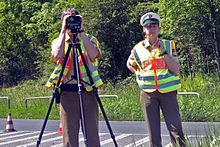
45, 35, 103, 91
133, 39, 181, 93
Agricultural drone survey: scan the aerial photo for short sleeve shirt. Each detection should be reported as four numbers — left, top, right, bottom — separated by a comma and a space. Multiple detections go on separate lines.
127, 39, 179, 67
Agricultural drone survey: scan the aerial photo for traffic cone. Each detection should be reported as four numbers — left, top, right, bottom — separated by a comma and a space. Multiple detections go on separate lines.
57, 121, 62, 134
5, 113, 16, 132
58, 106, 62, 134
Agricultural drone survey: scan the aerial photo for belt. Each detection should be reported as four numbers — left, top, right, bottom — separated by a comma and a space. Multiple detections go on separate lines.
60, 84, 85, 92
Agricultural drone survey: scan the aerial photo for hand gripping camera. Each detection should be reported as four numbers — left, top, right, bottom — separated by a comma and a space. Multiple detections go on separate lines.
66, 15, 82, 33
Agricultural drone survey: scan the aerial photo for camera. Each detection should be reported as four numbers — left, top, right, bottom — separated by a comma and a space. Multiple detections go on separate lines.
66, 15, 82, 33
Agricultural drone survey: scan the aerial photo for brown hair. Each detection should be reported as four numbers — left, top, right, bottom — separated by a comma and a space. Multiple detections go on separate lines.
61, 7, 79, 22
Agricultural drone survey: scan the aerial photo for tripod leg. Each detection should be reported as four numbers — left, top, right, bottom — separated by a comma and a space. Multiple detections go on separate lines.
73, 43, 89, 147
95, 92, 118, 147
78, 90, 88, 147
36, 44, 73, 147
77, 46, 118, 147
36, 96, 55, 147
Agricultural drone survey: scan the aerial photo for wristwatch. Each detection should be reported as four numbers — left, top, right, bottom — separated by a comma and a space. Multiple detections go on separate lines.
159, 51, 168, 57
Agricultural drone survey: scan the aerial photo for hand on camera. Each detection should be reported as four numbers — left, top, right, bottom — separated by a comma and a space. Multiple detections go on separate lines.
62, 14, 71, 31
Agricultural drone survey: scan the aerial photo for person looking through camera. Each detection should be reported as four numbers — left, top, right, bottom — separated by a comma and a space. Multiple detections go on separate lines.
45, 7, 103, 147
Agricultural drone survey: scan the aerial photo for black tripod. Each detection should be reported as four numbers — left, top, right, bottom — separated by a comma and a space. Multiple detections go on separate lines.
36, 32, 118, 147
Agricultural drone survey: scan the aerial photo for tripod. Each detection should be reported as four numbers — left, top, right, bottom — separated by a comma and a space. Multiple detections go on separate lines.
36, 32, 118, 147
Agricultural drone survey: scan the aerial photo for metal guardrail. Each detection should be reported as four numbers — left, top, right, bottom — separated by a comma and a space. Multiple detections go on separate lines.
4, 92, 199, 109
25, 96, 52, 108
0, 96, 10, 109
177, 92, 200, 98
24, 94, 118, 108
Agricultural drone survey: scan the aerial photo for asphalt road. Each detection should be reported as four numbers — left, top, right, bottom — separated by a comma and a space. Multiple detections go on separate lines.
1, 119, 220, 135
0, 119, 220, 147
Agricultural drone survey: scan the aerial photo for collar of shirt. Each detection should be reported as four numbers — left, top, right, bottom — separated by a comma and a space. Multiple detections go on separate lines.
143, 38, 160, 49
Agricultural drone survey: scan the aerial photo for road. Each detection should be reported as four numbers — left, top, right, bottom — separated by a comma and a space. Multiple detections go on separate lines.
0, 119, 220, 146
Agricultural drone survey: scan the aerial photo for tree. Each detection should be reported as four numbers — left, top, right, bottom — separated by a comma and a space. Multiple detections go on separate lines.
82, 0, 157, 83
0, 0, 42, 86
157, 0, 220, 78
207, 0, 220, 77
0, 0, 84, 86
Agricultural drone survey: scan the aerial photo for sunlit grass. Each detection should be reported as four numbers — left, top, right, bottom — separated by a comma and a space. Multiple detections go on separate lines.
0, 73, 220, 122
0, 74, 220, 145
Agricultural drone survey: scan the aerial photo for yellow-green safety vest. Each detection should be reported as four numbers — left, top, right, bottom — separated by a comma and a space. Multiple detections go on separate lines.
133, 39, 181, 93
45, 34, 103, 92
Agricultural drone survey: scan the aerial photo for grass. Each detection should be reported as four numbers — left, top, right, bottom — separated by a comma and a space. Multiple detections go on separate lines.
183, 126, 220, 147
0, 74, 220, 146
178, 74, 220, 122
0, 79, 59, 119
0, 73, 220, 122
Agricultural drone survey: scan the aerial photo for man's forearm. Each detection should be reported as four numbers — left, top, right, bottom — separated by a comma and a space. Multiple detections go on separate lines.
80, 32, 99, 59
51, 31, 66, 60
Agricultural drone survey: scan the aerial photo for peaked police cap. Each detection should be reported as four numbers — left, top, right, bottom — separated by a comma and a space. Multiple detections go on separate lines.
140, 12, 160, 26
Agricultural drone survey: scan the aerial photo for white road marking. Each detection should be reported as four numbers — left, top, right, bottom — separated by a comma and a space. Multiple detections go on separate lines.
17, 136, 63, 147
100, 134, 131, 145
50, 133, 107, 147
0, 132, 38, 140
0, 131, 27, 137
0, 132, 57, 145
124, 137, 149, 147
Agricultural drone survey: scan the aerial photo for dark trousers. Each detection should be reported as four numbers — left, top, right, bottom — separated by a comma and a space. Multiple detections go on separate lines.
60, 87, 100, 147
140, 90, 185, 147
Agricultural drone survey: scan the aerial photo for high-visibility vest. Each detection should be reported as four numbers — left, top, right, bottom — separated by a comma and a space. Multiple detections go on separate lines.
45, 35, 103, 92
133, 39, 181, 93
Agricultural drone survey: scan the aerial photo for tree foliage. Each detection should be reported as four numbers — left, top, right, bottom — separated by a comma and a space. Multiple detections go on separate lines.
0, 0, 219, 87
157, 0, 220, 78
0, 1, 42, 86
0, 0, 83, 86
82, 0, 158, 83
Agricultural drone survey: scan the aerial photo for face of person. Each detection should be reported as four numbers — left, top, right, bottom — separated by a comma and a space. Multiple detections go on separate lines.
143, 23, 159, 38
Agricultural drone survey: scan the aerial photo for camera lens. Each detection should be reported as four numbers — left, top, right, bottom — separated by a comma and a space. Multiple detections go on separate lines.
69, 17, 75, 22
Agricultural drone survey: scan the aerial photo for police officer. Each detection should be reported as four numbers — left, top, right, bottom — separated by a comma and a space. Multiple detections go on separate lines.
127, 12, 185, 147
46, 8, 103, 147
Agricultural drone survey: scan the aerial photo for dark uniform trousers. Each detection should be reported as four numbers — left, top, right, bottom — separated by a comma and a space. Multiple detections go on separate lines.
141, 90, 185, 147
60, 85, 100, 147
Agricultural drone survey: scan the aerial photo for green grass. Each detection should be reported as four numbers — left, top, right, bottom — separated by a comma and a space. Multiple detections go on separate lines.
178, 74, 220, 122
184, 127, 220, 147
0, 75, 220, 146
0, 73, 220, 122
0, 79, 59, 119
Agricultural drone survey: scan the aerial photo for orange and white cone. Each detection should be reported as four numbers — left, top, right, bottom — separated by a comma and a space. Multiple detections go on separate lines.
57, 106, 62, 134
5, 113, 16, 132
57, 121, 62, 134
